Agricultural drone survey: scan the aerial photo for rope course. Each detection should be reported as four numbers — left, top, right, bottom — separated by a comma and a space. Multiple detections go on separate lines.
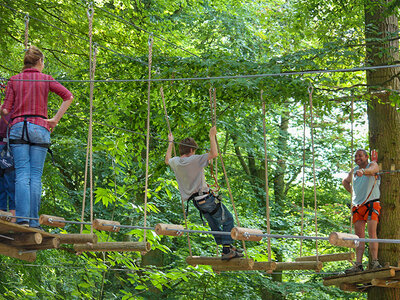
2, 0, 400, 287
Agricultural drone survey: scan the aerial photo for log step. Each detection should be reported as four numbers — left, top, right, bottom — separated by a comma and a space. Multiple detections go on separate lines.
186, 256, 254, 268
74, 242, 150, 253
295, 252, 354, 262
212, 261, 276, 272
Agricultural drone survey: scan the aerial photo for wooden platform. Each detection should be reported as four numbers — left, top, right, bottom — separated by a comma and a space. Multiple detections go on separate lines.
323, 267, 400, 291
0, 219, 97, 262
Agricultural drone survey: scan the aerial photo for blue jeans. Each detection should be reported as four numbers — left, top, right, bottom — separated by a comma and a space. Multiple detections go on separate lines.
200, 195, 235, 245
10, 122, 50, 227
0, 144, 15, 211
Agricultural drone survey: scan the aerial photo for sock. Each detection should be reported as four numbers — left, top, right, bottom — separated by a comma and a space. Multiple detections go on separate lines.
222, 245, 231, 254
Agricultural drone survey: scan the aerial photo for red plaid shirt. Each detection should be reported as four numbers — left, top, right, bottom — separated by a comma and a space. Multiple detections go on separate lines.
2, 68, 73, 131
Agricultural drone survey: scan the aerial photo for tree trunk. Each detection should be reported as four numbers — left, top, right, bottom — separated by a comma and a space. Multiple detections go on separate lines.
273, 110, 289, 205
365, 1, 400, 299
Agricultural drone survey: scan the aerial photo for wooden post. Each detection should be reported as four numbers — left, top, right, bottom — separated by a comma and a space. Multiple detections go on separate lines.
155, 223, 184, 236
93, 219, 120, 232
9, 233, 43, 246
73, 242, 150, 252
275, 261, 323, 271
0, 243, 36, 262
39, 214, 66, 228
231, 227, 263, 242
186, 256, 254, 268
329, 232, 359, 248
295, 252, 355, 262
57, 234, 98, 244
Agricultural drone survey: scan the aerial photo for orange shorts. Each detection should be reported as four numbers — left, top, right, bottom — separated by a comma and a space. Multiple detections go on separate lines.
352, 201, 381, 223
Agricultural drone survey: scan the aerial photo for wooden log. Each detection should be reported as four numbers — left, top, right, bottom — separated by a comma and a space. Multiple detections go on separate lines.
339, 283, 360, 292
93, 219, 120, 232
0, 210, 12, 221
73, 242, 150, 252
275, 261, 323, 271
186, 256, 254, 268
212, 261, 276, 272
323, 268, 396, 286
329, 232, 359, 248
295, 252, 355, 262
24, 237, 60, 250
231, 227, 263, 242
9, 233, 43, 246
0, 243, 36, 262
155, 223, 184, 236
39, 214, 66, 228
371, 278, 400, 288
57, 234, 98, 244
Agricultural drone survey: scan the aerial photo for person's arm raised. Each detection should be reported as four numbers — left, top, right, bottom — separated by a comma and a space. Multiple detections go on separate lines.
208, 126, 218, 161
165, 133, 174, 165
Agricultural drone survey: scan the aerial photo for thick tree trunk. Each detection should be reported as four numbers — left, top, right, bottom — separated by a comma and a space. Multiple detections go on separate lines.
365, 1, 400, 299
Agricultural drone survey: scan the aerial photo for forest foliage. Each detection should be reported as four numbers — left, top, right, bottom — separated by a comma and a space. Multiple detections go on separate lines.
0, 0, 397, 299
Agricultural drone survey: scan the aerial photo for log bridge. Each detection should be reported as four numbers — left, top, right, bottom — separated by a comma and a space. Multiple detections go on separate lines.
323, 266, 400, 291
0, 219, 97, 262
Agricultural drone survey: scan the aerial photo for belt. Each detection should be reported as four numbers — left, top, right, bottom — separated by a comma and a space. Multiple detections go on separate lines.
194, 194, 209, 201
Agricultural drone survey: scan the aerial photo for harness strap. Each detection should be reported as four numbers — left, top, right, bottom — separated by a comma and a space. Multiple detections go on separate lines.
353, 199, 380, 219
8, 116, 55, 164
186, 191, 222, 226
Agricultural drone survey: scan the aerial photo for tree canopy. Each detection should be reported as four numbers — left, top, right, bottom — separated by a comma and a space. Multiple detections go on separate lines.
0, 0, 399, 299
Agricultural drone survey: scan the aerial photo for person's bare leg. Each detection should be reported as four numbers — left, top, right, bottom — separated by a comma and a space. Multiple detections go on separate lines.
354, 220, 366, 263
367, 219, 378, 260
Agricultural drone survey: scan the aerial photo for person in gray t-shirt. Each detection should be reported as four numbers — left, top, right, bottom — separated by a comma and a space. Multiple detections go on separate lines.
165, 126, 243, 260
342, 149, 382, 273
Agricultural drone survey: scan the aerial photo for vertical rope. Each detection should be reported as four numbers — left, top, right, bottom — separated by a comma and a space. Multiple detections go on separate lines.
161, 86, 192, 256
210, 89, 248, 258
261, 91, 271, 262
300, 102, 307, 257
24, 14, 29, 50
88, 6, 95, 234
143, 35, 154, 242
350, 96, 354, 233
81, 5, 96, 234
308, 85, 319, 260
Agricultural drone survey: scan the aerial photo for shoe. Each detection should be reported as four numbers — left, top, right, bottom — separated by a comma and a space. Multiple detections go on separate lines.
231, 246, 244, 253
17, 221, 30, 227
30, 225, 44, 231
344, 262, 364, 274
221, 249, 244, 261
370, 260, 382, 270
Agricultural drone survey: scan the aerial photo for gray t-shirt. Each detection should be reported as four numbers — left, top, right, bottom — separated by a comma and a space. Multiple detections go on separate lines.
353, 163, 380, 205
169, 153, 209, 200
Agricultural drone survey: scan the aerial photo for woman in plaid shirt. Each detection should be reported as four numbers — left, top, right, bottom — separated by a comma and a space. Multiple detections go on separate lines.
1, 46, 73, 229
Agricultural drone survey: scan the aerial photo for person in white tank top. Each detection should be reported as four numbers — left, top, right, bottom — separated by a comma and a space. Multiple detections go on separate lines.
342, 149, 382, 273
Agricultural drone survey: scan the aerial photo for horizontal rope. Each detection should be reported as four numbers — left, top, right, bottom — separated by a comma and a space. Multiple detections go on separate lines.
3, 63, 400, 83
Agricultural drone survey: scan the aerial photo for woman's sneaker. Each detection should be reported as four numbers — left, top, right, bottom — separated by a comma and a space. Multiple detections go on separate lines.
344, 262, 364, 274
370, 260, 382, 270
